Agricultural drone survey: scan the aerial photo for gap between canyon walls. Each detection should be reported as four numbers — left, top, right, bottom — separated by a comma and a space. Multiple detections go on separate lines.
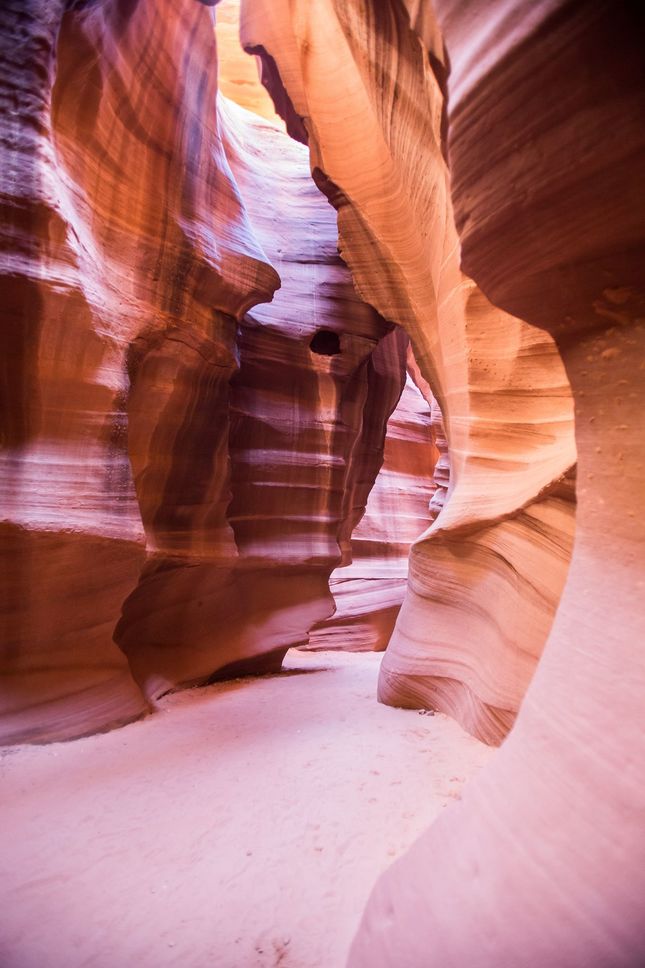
308, 356, 441, 654
112, 65, 415, 701
0, 0, 423, 745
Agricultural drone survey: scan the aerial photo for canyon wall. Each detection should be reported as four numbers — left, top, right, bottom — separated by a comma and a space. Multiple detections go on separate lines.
0, 0, 405, 743
343, 1, 645, 966
3, 0, 643, 959
241, 0, 577, 744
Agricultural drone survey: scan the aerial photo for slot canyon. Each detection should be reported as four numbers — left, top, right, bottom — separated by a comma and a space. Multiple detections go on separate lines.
0, 0, 643, 965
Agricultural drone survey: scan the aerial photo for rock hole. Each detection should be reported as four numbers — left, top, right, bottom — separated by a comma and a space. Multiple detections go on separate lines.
309, 329, 341, 356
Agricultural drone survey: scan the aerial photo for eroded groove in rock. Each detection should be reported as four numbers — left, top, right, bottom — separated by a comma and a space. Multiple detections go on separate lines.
379, 483, 576, 743
171, 9, 409, 693
241, 0, 577, 742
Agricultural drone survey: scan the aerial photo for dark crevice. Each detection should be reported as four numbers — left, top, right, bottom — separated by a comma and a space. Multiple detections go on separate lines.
310, 329, 341, 356
243, 43, 309, 145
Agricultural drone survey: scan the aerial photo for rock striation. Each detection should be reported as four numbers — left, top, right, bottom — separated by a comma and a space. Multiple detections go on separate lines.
308, 369, 437, 652
114, 91, 408, 700
241, 0, 577, 744
343, 2, 645, 966
0, 0, 405, 742
2, 0, 644, 961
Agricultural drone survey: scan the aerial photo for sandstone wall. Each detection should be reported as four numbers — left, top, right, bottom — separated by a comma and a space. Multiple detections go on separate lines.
343, 1, 645, 964
0, 0, 405, 742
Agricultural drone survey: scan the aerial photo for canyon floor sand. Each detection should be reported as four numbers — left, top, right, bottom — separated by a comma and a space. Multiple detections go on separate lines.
0, 650, 492, 968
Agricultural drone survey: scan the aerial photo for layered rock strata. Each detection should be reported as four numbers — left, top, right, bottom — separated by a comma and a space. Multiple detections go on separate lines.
346, 1, 645, 966
115, 92, 407, 699
308, 371, 437, 652
0, 0, 404, 742
241, 0, 577, 744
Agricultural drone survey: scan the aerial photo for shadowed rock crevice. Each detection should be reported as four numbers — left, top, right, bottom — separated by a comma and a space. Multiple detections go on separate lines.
309, 329, 341, 356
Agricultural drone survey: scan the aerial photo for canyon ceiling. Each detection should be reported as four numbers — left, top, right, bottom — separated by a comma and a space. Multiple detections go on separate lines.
1, 0, 643, 965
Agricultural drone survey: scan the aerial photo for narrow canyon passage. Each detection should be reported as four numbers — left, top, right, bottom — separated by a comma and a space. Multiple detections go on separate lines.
0, 651, 491, 968
1, 1, 644, 967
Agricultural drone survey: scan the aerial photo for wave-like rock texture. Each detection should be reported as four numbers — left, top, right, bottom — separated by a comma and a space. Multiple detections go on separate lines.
127, 0, 435, 668
0, 0, 404, 742
308, 371, 437, 652
241, 0, 577, 744
115, 93, 408, 699
347, 2, 645, 967
215, 0, 284, 128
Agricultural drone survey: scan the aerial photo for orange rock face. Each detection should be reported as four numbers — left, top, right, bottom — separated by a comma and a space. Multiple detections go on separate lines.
0, 0, 407, 742
334, 2, 644, 966
241, 0, 576, 744
214, 0, 284, 127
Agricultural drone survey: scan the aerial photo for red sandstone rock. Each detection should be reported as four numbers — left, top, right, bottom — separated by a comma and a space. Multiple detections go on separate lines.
2, 1, 643, 962
347, 1, 645, 965
0, 0, 405, 741
116, 94, 406, 699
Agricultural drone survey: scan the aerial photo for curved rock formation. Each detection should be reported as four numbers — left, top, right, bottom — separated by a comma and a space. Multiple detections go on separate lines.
0, 0, 156, 743
0, 0, 405, 741
346, 1, 645, 966
241, 0, 577, 744
3, 0, 643, 960
308, 369, 437, 652
114, 93, 406, 700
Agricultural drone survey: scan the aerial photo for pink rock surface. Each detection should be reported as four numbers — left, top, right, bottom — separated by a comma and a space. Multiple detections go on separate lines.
1, 1, 643, 964
114, 94, 407, 700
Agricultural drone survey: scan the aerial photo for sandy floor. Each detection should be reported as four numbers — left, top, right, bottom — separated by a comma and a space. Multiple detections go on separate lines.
0, 650, 492, 968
